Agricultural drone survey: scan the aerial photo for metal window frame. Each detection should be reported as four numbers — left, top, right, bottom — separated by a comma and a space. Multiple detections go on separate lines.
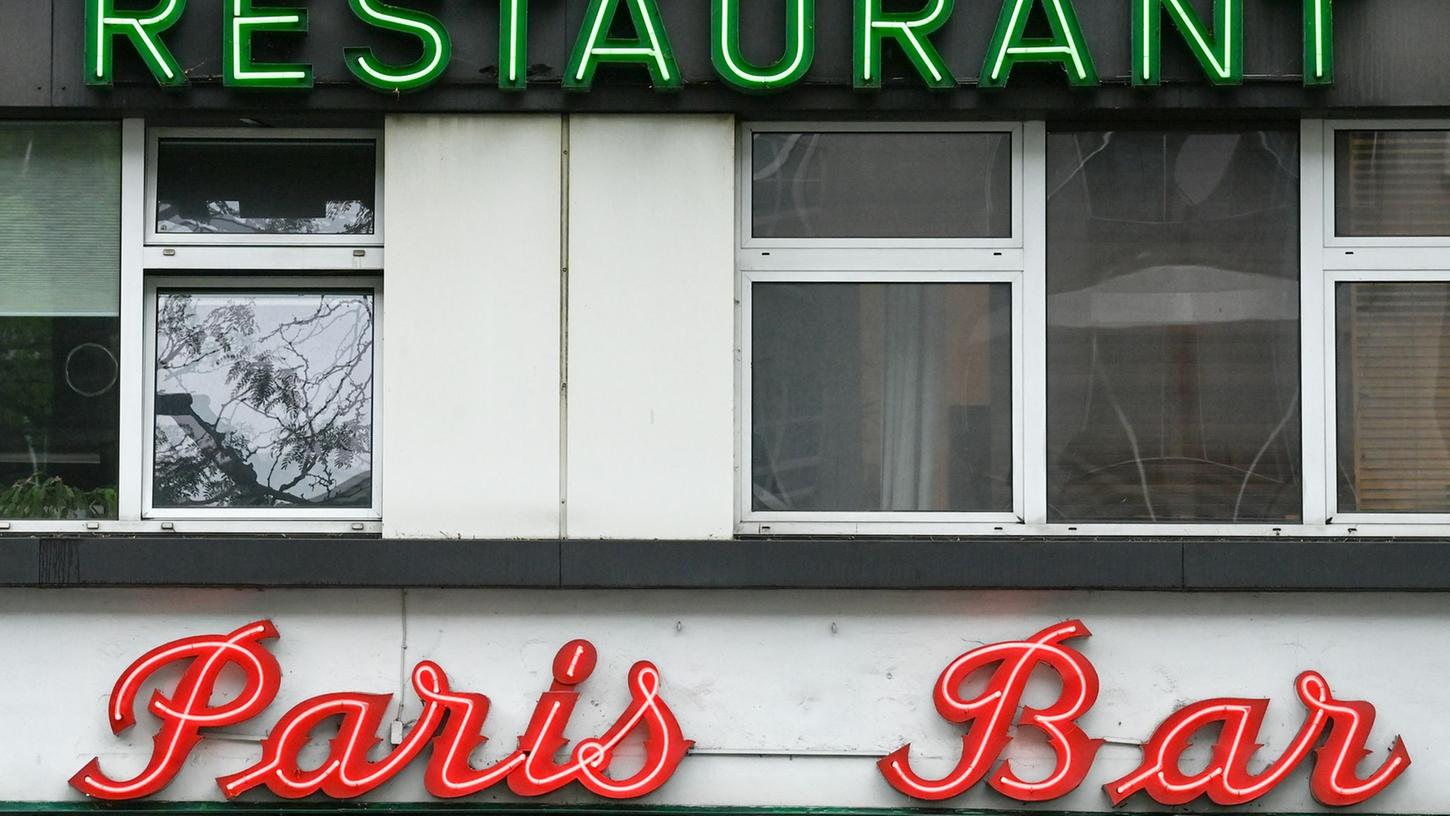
737, 120, 1450, 538
735, 121, 1036, 536
1314, 120, 1450, 526
1322, 269, 1450, 525
141, 275, 384, 522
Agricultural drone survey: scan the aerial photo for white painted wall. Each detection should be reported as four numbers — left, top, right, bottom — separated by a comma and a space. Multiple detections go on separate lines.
382, 115, 563, 538
13, 589, 1447, 812
564, 115, 737, 539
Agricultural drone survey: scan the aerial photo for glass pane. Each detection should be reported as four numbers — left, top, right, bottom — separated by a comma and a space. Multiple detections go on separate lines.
752, 282, 1013, 513
0, 123, 120, 520
155, 139, 376, 235
751, 132, 1012, 239
153, 290, 375, 510
1337, 282, 1450, 513
1046, 130, 1302, 523
1336, 130, 1450, 237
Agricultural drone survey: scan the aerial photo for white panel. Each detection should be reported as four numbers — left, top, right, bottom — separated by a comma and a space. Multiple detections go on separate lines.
4, 589, 1447, 813
567, 115, 736, 539
382, 115, 562, 538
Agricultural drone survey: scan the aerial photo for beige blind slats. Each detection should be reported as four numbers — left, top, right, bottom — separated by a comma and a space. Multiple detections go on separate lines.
1343, 283, 1450, 511
1336, 130, 1450, 237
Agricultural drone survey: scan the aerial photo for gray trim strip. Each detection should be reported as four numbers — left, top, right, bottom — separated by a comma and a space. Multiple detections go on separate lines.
0, 536, 1444, 590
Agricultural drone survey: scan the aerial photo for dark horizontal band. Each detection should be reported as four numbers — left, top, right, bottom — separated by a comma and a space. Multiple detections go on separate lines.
0, 536, 1446, 591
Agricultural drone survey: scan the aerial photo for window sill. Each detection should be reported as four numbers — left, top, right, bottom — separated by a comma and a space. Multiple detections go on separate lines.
0, 536, 1445, 590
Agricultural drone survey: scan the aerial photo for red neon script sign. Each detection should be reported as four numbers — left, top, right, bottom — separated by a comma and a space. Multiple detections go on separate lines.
72, 623, 692, 801
882, 620, 1409, 807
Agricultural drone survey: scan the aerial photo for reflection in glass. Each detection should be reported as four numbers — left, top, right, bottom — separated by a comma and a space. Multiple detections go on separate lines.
1337, 283, 1450, 513
153, 291, 374, 509
155, 139, 376, 235
0, 123, 120, 520
752, 283, 1012, 513
752, 132, 1013, 239
1046, 131, 1301, 522
1336, 130, 1450, 237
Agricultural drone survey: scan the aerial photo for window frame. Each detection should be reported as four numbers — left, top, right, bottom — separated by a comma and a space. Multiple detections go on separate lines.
1317, 120, 1450, 526
1, 122, 386, 534
739, 119, 1450, 538
736, 121, 1035, 536
144, 127, 385, 248
140, 275, 384, 522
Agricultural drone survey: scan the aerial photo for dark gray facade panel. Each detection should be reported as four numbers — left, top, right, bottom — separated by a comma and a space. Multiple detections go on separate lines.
1183, 539, 1450, 590
0, 537, 40, 585
4, 537, 1450, 589
0, 4, 52, 107
559, 539, 1184, 588
66, 538, 560, 587
15, 0, 1450, 114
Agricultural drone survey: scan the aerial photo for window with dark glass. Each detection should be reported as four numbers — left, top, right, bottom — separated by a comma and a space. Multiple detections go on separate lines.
745, 125, 1020, 522
1046, 130, 1302, 522
0, 123, 120, 520
751, 131, 1013, 239
154, 138, 376, 236
752, 283, 1013, 513
151, 289, 375, 510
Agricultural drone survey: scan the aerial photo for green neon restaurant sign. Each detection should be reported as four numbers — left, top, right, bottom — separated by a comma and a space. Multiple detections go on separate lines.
86, 0, 1337, 94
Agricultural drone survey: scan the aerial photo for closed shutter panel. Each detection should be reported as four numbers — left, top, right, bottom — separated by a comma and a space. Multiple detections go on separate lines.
1341, 283, 1450, 512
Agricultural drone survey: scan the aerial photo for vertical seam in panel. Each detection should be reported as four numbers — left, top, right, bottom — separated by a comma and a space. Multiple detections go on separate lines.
559, 115, 571, 543
48, 0, 57, 106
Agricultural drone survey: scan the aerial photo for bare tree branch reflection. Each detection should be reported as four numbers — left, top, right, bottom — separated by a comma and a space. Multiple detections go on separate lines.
153, 292, 373, 509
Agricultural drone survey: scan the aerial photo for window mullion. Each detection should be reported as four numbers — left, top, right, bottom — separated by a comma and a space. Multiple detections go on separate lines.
1022, 121, 1048, 525
117, 118, 147, 523
1299, 118, 1330, 525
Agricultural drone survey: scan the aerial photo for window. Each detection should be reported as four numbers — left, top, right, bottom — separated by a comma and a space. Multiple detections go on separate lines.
145, 282, 378, 518
0, 123, 121, 522
740, 123, 1025, 531
739, 118, 1450, 535
1046, 129, 1302, 523
1322, 122, 1450, 524
147, 131, 382, 245
752, 282, 1013, 514
3, 124, 381, 532
141, 129, 383, 524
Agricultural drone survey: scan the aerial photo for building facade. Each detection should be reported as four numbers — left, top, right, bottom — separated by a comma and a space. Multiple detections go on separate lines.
0, 0, 1447, 813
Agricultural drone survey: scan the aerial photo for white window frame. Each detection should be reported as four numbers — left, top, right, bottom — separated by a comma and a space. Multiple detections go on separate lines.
141, 276, 383, 522
1315, 119, 1450, 528
1321, 269, 1450, 525
145, 127, 384, 249
0, 121, 385, 534
736, 121, 1035, 536
741, 120, 1450, 538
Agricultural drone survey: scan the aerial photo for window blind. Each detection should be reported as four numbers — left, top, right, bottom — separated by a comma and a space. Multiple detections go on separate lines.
1336, 130, 1450, 237
0, 124, 120, 317
1339, 282, 1450, 512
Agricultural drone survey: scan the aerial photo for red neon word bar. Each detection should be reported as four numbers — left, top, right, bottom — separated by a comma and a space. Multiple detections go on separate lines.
881, 620, 1410, 807
71, 623, 692, 801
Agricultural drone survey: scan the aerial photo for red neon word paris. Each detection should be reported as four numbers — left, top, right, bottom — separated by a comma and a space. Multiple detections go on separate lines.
880, 620, 1410, 807
71, 621, 692, 801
